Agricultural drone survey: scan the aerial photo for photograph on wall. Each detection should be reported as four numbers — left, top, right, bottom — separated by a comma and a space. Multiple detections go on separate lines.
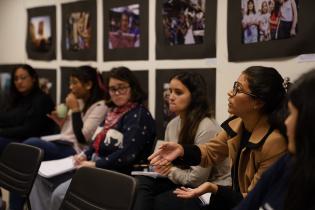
155, 68, 216, 139
102, 70, 148, 105
241, 0, 299, 44
26, 6, 56, 60
228, 0, 315, 61
61, 0, 97, 61
156, 0, 217, 59
36, 69, 57, 103
103, 0, 148, 61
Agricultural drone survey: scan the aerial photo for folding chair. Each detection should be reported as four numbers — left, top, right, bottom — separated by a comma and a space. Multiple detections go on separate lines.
59, 167, 136, 210
0, 143, 44, 210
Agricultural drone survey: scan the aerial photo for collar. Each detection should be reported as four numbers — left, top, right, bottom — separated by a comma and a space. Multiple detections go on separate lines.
221, 115, 274, 149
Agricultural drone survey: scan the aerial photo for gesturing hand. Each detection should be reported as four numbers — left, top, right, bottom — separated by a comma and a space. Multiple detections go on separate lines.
148, 142, 184, 166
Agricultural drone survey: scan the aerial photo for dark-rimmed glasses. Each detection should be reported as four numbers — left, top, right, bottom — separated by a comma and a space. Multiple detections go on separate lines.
109, 85, 130, 95
232, 81, 257, 97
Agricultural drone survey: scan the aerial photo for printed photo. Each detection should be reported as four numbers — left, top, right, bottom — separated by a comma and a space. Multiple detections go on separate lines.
65, 11, 92, 51
162, 0, 206, 46
29, 16, 52, 52
241, 0, 299, 44
108, 4, 140, 49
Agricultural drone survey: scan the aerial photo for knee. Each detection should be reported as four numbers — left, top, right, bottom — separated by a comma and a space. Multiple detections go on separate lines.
23, 137, 42, 146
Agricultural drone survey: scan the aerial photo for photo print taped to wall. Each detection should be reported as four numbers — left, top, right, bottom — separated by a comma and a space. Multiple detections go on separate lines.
155, 68, 216, 139
26, 6, 56, 60
228, 0, 315, 61
61, 0, 97, 61
103, 0, 148, 61
156, 0, 217, 59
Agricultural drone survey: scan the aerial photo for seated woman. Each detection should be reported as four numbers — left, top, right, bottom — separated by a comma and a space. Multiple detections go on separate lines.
23, 65, 108, 161
29, 66, 156, 210
150, 66, 288, 210
0, 64, 55, 154
234, 69, 315, 210
132, 72, 231, 210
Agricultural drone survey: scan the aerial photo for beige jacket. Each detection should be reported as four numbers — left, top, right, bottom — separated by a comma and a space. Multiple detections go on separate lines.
198, 116, 287, 194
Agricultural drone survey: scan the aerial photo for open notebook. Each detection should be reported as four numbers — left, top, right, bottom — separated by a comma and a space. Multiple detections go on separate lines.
38, 156, 75, 178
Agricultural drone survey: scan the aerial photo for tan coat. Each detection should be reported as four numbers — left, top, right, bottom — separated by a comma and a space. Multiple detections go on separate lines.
198, 116, 287, 194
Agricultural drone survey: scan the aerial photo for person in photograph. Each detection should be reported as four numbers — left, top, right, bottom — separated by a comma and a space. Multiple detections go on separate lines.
28, 66, 156, 210
109, 11, 140, 49
69, 12, 91, 50
242, 0, 259, 44
277, 0, 298, 39
259, 1, 271, 41
149, 66, 288, 210
0, 64, 55, 154
133, 72, 230, 210
234, 69, 315, 210
269, 0, 281, 40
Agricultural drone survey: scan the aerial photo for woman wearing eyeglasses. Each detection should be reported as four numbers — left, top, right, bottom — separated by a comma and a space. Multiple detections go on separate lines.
0, 64, 56, 154
29, 66, 156, 210
149, 66, 288, 210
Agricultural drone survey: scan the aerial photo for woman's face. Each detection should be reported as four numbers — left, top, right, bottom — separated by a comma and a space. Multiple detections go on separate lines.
14, 68, 35, 95
108, 78, 131, 107
285, 101, 298, 154
262, 2, 268, 13
228, 74, 259, 118
168, 78, 191, 116
248, 1, 254, 11
69, 76, 91, 99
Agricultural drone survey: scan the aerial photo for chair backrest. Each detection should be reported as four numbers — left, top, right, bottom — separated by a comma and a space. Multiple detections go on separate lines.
59, 167, 136, 210
0, 143, 44, 197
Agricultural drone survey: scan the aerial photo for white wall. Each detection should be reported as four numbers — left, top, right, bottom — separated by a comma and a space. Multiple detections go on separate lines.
1, 0, 315, 124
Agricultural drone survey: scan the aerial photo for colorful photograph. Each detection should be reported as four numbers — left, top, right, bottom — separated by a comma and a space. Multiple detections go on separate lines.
29, 16, 52, 52
108, 4, 140, 49
65, 11, 92, 51
162, 0, 206, 46
241, 0, 299, 44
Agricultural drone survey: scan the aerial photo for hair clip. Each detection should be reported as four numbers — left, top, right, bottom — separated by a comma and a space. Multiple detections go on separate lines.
283, 77, 290, 92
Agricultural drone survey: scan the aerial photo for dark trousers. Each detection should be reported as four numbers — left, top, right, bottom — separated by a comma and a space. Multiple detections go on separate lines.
132, 176, 204, 210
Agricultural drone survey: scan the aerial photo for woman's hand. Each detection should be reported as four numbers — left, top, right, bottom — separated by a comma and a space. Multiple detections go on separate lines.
153, 163, 173, 176
76, 160, 96, 169
73, 153, 87, 165
65, 93, 80, 112
173, 182, 218, 199
148, 142, 184, 166
47, 111, 66, 127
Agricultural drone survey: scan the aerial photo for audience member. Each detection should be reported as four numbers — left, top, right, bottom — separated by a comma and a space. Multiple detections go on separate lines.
23, 65, 107, 161
234, 69, 315, 210
29, 66, 156, 210
133, 72, 231, 210
150, 66, 288, 210
0, 64, 55, 154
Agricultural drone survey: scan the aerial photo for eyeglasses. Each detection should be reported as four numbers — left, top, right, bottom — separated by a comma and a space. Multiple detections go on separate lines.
14, 75, 30, 82
232, 81, 257, 97
109, 85, 130, 95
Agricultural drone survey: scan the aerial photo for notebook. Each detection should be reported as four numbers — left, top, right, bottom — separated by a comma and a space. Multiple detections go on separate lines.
38, 156, 75, 178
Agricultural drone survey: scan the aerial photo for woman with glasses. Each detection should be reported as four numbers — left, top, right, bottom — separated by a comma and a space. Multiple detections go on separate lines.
233, 69, 315, 210
29, 66, 156, 210
149, 66, 288, 210
0, 64, 56, 154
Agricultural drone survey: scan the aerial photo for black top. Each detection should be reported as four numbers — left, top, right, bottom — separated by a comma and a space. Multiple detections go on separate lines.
0, 90, 56, 140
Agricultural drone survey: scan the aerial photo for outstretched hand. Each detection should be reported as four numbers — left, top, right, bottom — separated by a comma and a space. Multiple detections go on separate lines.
174, 182, 218, 199
148, 142, 184, 166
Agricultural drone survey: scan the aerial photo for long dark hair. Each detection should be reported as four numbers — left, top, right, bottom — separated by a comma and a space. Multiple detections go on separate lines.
243, 66, 288, 138
70, 66, 105, 113
104, 66, 147, 108
9, 64, 40, 107
284, 69, 315, 210
169, 72, 213, 145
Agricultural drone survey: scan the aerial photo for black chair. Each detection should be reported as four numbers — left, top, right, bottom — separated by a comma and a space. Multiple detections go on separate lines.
59, 167, 136, 210
0, 143, 44, 210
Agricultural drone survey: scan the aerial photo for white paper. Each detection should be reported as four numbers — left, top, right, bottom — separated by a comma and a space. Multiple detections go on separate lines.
40, 134, 62, 142
38, 156, 75, 178
131, 171, 167, 178
199, 192, 211, 206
